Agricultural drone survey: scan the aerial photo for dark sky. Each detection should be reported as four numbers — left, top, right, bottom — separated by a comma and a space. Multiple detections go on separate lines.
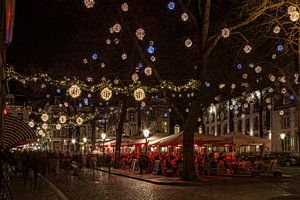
7, 0, 79, 69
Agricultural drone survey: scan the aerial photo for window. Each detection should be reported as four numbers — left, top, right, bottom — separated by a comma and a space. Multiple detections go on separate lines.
162, 122, 168, 133
265, 111, 271, 130
217, 113, 221, 121
245, 118, 250, 134
283, 133, 291, 152
129, 113, 135, 122
211, 126, 215, 135
281, 112, 290, 129
198, 126, 203, 134
237, 120, 242, 132
205, 126, 209, 134
223, 110, 228, 120
217, 125, 221, 135
223, 123, 227, 134
174, 125, 180, 134
211, 113, 215, 122
253, 117, 259, 130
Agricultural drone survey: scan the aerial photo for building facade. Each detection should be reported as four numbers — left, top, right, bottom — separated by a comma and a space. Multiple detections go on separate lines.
202, 91, 300, 156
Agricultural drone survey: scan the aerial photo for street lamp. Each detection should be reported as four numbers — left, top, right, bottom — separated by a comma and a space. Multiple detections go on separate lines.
143, 129, 150, 155
280, 133, 286, 153
83, 137, 87, 143
101, 133, 107, 156
71, 138, 76, 154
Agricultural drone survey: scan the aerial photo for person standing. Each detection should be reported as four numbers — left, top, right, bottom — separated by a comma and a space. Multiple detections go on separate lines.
105, 154, 112, 176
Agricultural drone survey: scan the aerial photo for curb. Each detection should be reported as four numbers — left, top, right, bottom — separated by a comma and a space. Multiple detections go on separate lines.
95, 168, 291, 187
46, 179, 69, 200
96, 168, 203, 186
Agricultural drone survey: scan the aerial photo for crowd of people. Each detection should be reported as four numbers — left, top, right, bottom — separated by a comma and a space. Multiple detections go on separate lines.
0, 147, 280, 186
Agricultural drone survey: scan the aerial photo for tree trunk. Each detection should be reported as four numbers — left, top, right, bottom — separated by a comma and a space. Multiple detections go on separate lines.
259, 90, 264, 138
114, 98, 128, 168
91, 119, 96, 150
182, 98, 201, 181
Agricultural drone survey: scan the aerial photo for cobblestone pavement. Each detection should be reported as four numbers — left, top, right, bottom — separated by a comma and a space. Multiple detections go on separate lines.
49, 169, 300, 200
10, 175, 60, 200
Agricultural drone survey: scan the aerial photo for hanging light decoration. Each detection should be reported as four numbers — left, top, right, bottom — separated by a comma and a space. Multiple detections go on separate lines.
100, 87, 112, 101
288, 6, 297, 14
56, 124, 62, 130
41, 113, 49, 122
181, 12, 189, 21
132, 73, 139, 82
279, 110, 284, 115
59, 115, 67, 124
221, 28, 230, 38
135, 28, 145, 40
121, 2, 129, 12
144, 67, 152, 76
112, 23, 122, 33
134, 88, 145, 101
42, 123, 48, 130
273, 25, 281, 34
269, 75, 276, 82
121, 53, 127, 60
289, 12, 299, 22
185, 38, 192, 47
84, 0, 95, 8
38, 129, 44, 135
76, 117, 84, 125
255, 66, 262, 73
28, 121, 35, 128
243, 44, 252, 53
68, 84, 81, 98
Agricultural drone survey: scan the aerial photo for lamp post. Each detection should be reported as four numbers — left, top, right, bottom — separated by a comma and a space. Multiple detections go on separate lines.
71, 138, 76, 155
143, 129, 150, 155
280, 133, 286, 153
101, 133, 107, 156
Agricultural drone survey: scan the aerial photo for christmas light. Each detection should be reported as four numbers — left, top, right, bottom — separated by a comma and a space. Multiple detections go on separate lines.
68, 84, 81, 98
134, 88, 145, 101
41, 114, 49, 122
100, 87, 112, 101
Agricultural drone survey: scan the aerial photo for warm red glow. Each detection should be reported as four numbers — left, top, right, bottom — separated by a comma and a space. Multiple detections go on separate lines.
141, 144, 145, 148
3, 108, 7, 115
194, 144, 198, 147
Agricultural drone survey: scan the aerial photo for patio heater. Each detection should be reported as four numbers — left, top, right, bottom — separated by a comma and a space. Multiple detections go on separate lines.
280, 133, 285, 153
143, 129, 150, 155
